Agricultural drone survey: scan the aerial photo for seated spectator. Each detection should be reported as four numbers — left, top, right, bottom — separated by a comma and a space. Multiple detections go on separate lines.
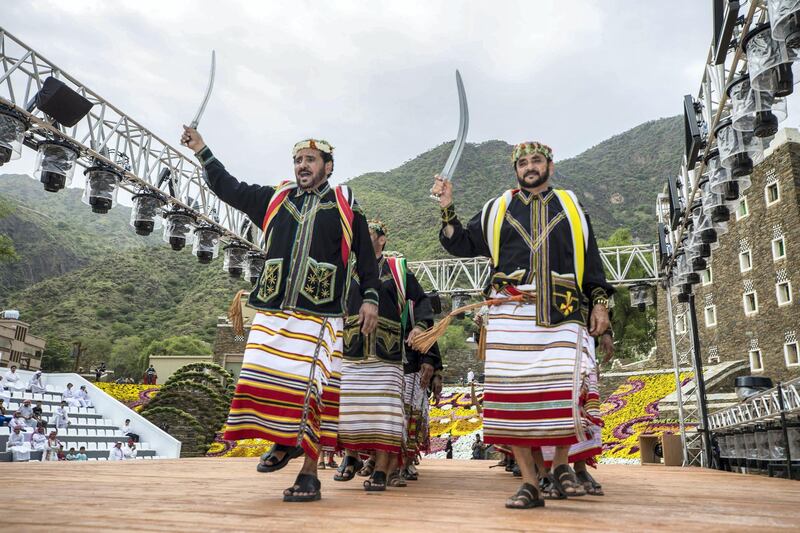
53, 401, 70, 429
66, 447, 78, 461
143, 365, 157, 385
0, 399, 11, 426
19, 399, 35, 427
61, 383, 81, 407
76, 446, 88, 461
8, 411, 27, 431
42, 430, 61, 461
6, 426, 31, 461
31, 426, 47, 451
108, 441, 125, 461
32, 401, 46, 426
1, 365, 26, 393
123, 437, 137, 459
77, 385, 93, 408
29, 370, 46, 394
120, 419, 140, 442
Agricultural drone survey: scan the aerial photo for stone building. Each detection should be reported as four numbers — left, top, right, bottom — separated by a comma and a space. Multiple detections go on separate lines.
656, 129, 800, 384
0, 315, 46, 370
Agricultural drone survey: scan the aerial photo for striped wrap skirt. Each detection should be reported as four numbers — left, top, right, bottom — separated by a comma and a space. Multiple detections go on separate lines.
338, 358, 405, 455
223, 310, 343, 461
402, 371, 427, 457
482, 292, 595, 448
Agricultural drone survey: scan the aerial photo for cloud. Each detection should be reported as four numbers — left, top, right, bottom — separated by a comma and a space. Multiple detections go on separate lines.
4, 1, 715, 186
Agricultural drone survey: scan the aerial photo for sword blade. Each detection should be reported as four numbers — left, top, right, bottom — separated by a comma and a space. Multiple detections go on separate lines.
189, 50, 216, 129
440, 69, 469, 181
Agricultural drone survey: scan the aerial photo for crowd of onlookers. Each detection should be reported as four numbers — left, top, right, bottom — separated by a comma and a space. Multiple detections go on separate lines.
1, 365, 144, 462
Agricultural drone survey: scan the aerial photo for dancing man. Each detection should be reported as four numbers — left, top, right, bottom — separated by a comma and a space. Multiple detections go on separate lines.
430, 141, 612, 509
181, 127, 380, 503
336, 221, 433, 491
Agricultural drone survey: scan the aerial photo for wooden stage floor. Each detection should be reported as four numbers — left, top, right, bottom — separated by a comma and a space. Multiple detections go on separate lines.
8, 458, 799, 532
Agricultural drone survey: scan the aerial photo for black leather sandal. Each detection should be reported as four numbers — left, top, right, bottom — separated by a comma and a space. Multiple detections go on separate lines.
283, 473, 322, 502
333, 455, 363, 482
505, 482, 545, 509
257, 444, 304, 473
363, 471, 387, 492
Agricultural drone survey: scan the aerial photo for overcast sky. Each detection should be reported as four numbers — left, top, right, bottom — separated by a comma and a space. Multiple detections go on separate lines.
3, 1, 747, 186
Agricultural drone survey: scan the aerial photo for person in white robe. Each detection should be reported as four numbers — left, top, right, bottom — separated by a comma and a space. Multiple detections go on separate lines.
108, 441, 125, 461
119, 419, 139, 442
76, 386, 93, 408
123, 438, 137, 459
31, 426, 47, 451
42, 431, 61, 461
61, 383, 81, 407
2, 365, 26, 392
19, 400, 36, 427
29, 371, 46, 394
6, 426, 31, 461
53, 402, 70, 429
8, 412, 27, 431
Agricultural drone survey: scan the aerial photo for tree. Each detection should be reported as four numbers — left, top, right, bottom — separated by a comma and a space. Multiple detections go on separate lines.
144, 335, 213, 357
41, 339, 73, 372
108, 335, 146, 380
0, 197, 16, 263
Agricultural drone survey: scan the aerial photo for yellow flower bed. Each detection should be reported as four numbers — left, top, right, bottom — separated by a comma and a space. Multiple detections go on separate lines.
95, 383, 160, 406
600, 372, 692, 462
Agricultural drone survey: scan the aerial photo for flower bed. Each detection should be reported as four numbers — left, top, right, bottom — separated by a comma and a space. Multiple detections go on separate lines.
600, 373, 693, 463
95, 383, 160, 412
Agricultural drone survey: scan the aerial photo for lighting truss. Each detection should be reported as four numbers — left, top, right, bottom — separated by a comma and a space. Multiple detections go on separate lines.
0, 27, 261, 248
407, 244, 660, 295
709, 377, 800, 430
665, 0, 769, 276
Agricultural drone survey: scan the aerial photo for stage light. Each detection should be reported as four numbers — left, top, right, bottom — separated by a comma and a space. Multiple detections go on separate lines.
163, 208, 196, 251
701, 151, 733, 224
713, 118, 763, 178
768, 0, 800, 49
33, 139, 79, 192
130, 190, 166, 236
222, 242, 249, 277
713, 0, 741, 65
707, 145, 752, 201
683, 95, 706, 168
244, 251, 266, 285
743, 22, 797, 97
629, 283, 654, 312
82, 162, 122, 214
192, 224, 222, 264
727, 74, 787, 137
0, 105, 28, 165
690, 200, 717, 246
657, 222, 671, 269
667, 174, 684, 230
25, 77, 93, 127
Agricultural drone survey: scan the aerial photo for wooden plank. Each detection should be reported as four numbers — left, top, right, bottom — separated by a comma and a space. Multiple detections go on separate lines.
5, 459, 799, 532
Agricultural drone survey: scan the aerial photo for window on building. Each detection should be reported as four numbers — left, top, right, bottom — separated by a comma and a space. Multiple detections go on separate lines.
776, 281, 793, 306
739, 250, 752, 272
785, 342, 800, 367
772, 236, 786, 261
749, 349, 764, 372
704, 305, 717, 328
765, 182, 780, 206
701, 268, 713, 286
743, 291, 759, 316
736, 197, 750, 220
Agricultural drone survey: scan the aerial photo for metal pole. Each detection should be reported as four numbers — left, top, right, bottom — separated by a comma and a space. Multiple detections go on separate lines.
687, 291, 713, 467
664, 282, 689, 466
776, 383, 793, 480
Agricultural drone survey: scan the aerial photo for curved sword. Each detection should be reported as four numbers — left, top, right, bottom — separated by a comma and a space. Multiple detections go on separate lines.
189, 50, 216, 129
431, 70, 469, 200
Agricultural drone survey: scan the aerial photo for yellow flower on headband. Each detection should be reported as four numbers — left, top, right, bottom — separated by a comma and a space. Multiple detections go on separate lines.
511, 141, 553, 165
368, 220, 388, 236
292, 139, 334, 157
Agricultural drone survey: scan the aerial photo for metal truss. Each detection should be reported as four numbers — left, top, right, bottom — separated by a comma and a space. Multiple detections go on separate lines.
0, 27, 259, 247
408, 244, 660, 295
665, 0, 768, 275
709, 377, 800, 431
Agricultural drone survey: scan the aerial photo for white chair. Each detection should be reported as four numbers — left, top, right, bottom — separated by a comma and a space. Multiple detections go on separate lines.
77, 441, 88, 450
87, 429, 97, 437
78, 418, 87, 425
87, 442, 97, 451
32, 393, 43, 401
97, 457, 107, 461
88, 457, 97, 461
78, 428, 89, 436
65, 428, 75, 437
77, 407, 86, 415
0, 426, 9, 436
144, 456, 152, 460
45, 384, 54, 392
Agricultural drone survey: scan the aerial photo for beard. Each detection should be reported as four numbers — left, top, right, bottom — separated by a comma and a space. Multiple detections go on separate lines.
516, 165, 550, 189
295, 166, 327, 190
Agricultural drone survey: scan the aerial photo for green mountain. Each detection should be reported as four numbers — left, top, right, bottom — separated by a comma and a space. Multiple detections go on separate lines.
347, 116, 682, 259
0, 115, 681, 366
